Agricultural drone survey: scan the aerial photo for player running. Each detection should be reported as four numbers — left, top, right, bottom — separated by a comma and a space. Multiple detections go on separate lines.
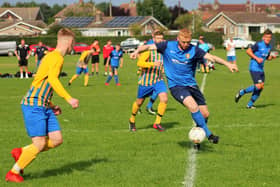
68, 48, 95, 87
5, 28, 79, 183
129, 30, 168, 132
131, 28, 238, 143
235, 29, 276, 109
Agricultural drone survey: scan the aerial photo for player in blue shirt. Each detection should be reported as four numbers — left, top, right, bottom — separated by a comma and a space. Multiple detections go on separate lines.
131, 28, 238, 144
235, 29, 275, 109
105, 44, 123, 86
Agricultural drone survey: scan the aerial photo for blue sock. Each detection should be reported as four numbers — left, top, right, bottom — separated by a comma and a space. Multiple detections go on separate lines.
147, 92, 158, 109
114, 75, 119, 84
240, 85, 255, 96
191, 111, 212, 137
106, 75, 112, 83
247, 89, 262, 107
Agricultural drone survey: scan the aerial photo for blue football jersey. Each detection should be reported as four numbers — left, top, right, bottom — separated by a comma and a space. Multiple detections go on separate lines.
156, 41, 206, 88
249, 40, 271, 72
110, 49, 123, 67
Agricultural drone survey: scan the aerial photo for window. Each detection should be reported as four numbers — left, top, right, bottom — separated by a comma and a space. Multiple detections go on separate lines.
230, 26, 234, 34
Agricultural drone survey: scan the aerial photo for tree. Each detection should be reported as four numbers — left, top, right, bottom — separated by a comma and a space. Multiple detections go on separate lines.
1, 2, 12, 7
169, 5, 188, 29
129, 23, 142, 36
174, 13, 203, 32
137, 0, 171, 28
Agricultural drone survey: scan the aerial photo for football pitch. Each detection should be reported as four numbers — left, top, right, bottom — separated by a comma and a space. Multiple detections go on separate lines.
0, 49, 280, 186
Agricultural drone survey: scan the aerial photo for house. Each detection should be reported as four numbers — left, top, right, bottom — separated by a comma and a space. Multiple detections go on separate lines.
198, 0, 280, 21
205, 12, 280, 39
59, 14, 167, 37
0, 7, 47, 36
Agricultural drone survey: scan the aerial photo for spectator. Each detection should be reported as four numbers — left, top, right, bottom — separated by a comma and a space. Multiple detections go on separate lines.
14, 39, 30, 79
103, 40, 114, 76
197, 36, 210, 73
90, 39, 100, 76
35, 41, 48, 68
226, 37, 237, 64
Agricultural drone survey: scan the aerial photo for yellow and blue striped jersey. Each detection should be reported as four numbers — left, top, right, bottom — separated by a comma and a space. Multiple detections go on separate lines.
137, 50, 163, 86
21, 50, 72, 107
78, 50, 91, 65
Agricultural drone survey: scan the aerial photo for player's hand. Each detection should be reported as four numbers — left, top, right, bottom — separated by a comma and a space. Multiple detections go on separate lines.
227, 63, 238, 72
130, 52, 138, 59
68, 98, 79, 109
52, 105, 62, 116
255, 57, 263, 63
120, 64, 123, 68
17, 56, 20, 60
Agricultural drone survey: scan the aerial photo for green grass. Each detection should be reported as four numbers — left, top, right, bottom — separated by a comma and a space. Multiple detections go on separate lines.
0, 50, 279, 186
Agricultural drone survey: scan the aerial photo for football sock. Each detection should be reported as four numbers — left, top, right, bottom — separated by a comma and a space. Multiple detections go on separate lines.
129, 102, 139, 123
20, 72, 23, 78
147, 92, 158, 109
206, 66, 209, 73
42, 137, 55, 152
69, 74, 78, 83
191, 110, 212, 137
155, 102, 167, 124
84, 74, 89, 86
106, 75, 112, 83
114, 75, 119, 84
240, 85, 255, 96
247, 89, 262, 107
11, 144, 39, 174
200, 64, 205, 73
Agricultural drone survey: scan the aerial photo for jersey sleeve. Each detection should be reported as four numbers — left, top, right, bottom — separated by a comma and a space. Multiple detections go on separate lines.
194, 47, 207, 60
250, 42, 259, 52
137, 51, 154, 68
155, 41, 168, 54
120, 51, 123, 57
48, 57, 72, 102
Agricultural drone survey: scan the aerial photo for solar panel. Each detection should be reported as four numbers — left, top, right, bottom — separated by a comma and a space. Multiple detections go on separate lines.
105, 16, 145, 28
60, 17, 94, 28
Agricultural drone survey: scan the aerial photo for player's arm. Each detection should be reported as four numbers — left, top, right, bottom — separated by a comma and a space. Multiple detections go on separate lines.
35, 51, 38, 63
106, 56, 111, 67
137, 51, 154, 68
26, 46, 31, 59
204, 53, 238, 72
96, 46, 100, 53
14, 48, 20, 60
49, 101, 62, 116
267, 52, 276, 61
130, 44, 156, 59
120, 57, 123, 68
246, 43, 263, 63
48, 59, 78, 108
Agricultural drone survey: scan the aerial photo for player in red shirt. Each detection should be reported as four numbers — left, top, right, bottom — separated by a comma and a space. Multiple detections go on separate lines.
103, 40, 114, 76
90, 39, 100, 75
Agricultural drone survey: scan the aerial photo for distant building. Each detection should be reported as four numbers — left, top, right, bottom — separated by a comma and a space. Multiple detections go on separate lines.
120, 0, 137, 16
205, 12, 280, 39
198, 0, 280, 21
58, 15, 167, 37
0, 7, 46, 36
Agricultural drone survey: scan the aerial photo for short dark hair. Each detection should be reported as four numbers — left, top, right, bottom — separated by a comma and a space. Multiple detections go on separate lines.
263, 29, 272, 35
153, 29, 163, 36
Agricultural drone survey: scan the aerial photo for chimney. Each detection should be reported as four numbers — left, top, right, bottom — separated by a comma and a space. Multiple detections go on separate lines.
95, 10, 102, 24
109, 0, 112, 17
79, 0, 83, 4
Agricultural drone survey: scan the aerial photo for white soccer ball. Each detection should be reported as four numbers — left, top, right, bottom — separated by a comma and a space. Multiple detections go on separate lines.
188, 127, 206, 144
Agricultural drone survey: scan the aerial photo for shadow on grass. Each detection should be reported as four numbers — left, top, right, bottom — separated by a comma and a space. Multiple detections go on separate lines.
178, 141, 214, 152
256, 103, 275, 108
142, 121, 180, 130
165, 108, 177, 112
25, 158, 108, 180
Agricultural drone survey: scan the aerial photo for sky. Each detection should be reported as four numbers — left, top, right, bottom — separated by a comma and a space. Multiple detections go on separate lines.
2, 0, 280, 10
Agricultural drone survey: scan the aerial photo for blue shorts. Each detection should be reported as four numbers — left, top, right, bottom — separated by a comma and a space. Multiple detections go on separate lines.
250, 71, 265, 84
227, 56, 236, 62
76, 66, 88, 75
111, 66, 118, 74
137, 80, 167, 99
170, 85, 206, 105
21, 105, 61, 137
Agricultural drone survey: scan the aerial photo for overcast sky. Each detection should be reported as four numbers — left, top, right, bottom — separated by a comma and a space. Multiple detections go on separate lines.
3, 0, 280, 10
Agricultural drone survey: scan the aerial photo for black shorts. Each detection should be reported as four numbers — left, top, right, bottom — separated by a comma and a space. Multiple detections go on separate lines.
92, 55, 99, 64
170, 85, 206, 105
250, 71, 265, 84
104, 57, 110, 65
18, 59, 28, 66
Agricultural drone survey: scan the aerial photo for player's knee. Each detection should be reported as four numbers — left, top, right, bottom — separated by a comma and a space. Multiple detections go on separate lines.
33, 139, 47, 151
202, 111, 210, 118
160, 95, 168, 103
255, 83, 264, 90
51, 137, 63, 147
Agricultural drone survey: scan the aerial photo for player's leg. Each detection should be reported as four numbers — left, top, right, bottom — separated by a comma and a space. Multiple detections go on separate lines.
104, 57, 108, 75
95, 60, 99, 75
105, 67, 114, 85
83, 66, 89, 86
247, 83, 264, 109
113, 68, 120, 85
24, 62, 28, 78
146, 91, 158, 115
91, 56, 95, 75
19, 63, 24, 79
129, 98, 145, 131
68, 67, 81, 85
153, 81, 168, 131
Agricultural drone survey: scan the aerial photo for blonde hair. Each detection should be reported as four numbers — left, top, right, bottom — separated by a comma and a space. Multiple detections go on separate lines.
178, 28, 192, 39
57, 28, 75, 39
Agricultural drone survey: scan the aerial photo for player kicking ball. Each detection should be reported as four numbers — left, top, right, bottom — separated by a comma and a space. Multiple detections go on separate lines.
68, 48, 95, 87
131, 28, 238, 143
5, 28, 79, 183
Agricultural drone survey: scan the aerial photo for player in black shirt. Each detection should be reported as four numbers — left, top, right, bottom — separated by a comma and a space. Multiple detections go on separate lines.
15, 39, 30, 79
35, 41, 48, 68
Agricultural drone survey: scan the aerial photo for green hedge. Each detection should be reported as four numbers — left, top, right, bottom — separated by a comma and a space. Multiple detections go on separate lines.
0, 31, 224, 48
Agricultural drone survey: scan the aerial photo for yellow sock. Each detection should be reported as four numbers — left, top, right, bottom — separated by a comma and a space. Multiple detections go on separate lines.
206, 66, 209, 73
200, 64, 205, 73
12, 144, 39, 174
42, 137, 55, 152
69, 74, 78, 83
129, 102, 139, 123
155, 102, 167, 124
84, 74, 89, 86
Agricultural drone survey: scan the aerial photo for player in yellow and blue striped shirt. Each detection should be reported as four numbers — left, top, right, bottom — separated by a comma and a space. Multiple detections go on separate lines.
6, 28, 79, 183
68, 48, 94, 87
129, 30, 168, 132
